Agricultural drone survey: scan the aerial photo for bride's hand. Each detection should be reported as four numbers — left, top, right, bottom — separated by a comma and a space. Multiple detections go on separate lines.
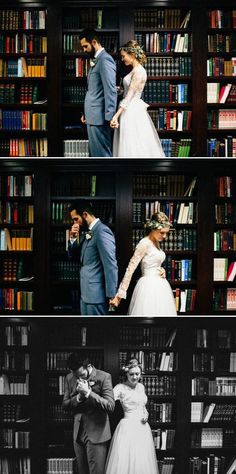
109, 296, 121, 307
160, 268, 166, 278
141, 409, 149, 424
110, 115, 119, 129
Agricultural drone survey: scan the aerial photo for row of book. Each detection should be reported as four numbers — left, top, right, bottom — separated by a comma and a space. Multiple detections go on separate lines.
213, 258, 236, 282
165, 257, 193, 282
133, 175, 195, 198
207, 57, 236, 77
0, 110, 47, 131
0, 57, 47, 78
47, 458, 75, 474
145, 56, 192, 77
208, 10, 236, 29
1, 325, 29, 346
189, 455, 235, 474
134, 9, 190, 29
134, 32, 191, 53
152, 428, 175, 450
214, 230, 236, 251
64, 58, 89, 79
207, 137, 236, 158
191, 402, 236, 423
208, 34, 236, 53
191, 427, 236, 448
46, 324, 98, 346
215, 203, 236, 225
0, 138, 48, 157
191, 377, 236, 396
0, 83, 41, 105
0, 402, 29, 423
147, 401, 173, 423
63, 34, 119, 54
195, 329, 236, 350
0, 288, 34, 311
208, 109, 236, 129
160, 138, 192, 157
0, 34, 47, 54
132, 228, 197, 251
119, 327, 177, 349
216, 176, 233, 198
0, 228, 33, 251
133, 200, 196, 224
0, 202, 34, 225
157, 458, 174, 474
52, 174, 96, 197
52, 202, 114, 226
174, 288, 197, 313
63, 8, 117, 30
0, 9, 46, 30
0, 429, 29, 449
63, 139, 89, 158
46, 351, 103, 371
193, 352, 236, 373
48, 404, 72, 423
0, 457, 30, 474
52, 261, 81, 281
0, 351, 30, 371
0, 373, 29, 395
0, 175, 33, 197
143, 82, 189, 104
213, 288, 236, 311
142, 375, 176, 396
63, 84, 86, 103
207, 83, 236, 104
148, 109, 192, 131
119, 351, 177, 372
48, 376, 65, 396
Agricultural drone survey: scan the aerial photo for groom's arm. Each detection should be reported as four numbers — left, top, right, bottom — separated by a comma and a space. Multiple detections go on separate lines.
100, 55, 117, 121
96, 226, 118, 298
70, 373, 115, 414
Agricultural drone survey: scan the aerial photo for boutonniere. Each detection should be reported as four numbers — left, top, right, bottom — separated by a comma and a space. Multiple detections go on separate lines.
85, 231, 93, 240
89, 59, 97, 68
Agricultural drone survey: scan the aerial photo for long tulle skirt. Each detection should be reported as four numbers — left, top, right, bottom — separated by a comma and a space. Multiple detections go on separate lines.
128, 275, 177, 316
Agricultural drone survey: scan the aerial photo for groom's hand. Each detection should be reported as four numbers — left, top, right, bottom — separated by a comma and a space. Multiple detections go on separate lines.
76, 379, 91, 397
70, 223, 80, 238
109, 296, 121, 308
81, 114, 87, 124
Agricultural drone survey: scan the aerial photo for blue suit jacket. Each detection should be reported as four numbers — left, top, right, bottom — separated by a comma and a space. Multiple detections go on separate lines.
84, 49, 117, 125
68, 220, 118, 304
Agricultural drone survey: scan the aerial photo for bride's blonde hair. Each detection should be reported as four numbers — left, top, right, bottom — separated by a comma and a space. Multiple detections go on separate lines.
120, 40, 147, 65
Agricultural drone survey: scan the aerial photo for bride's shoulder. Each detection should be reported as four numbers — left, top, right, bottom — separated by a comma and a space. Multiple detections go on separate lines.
137, 237, 152, 247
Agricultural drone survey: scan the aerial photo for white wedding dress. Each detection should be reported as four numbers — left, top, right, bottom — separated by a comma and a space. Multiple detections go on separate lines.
113, 64, 165, 157
117, 237, 177, 316
105, 383, 159, 474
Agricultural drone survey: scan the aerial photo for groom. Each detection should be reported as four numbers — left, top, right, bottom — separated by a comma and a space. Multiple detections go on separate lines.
68, 200, 118, 315
62, 353, 115, 474
79, 28, 117, 157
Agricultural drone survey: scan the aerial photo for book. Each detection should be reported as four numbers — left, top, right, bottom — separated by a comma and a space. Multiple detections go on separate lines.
227, 262, 236, 282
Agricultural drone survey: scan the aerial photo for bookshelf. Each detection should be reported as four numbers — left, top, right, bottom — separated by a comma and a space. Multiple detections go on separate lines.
189, 325, 236, 474
0, 5, 48, 157
0, 172, 35, 313
0, 158, 236, 315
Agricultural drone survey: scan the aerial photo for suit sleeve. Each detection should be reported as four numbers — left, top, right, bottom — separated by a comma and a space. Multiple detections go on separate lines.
100, 55, 117, 121
96, 226, 118, 298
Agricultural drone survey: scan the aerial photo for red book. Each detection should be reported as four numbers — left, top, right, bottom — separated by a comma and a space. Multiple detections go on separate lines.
227, 261, 236, 282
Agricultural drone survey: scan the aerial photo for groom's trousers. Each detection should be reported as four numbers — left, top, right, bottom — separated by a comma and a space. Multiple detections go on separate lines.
74, 421, 108, 474
87, 123, 112, 157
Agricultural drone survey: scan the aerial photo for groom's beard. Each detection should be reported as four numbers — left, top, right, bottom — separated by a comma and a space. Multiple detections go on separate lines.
80, 217, 89, 231
88, 45, 96, 58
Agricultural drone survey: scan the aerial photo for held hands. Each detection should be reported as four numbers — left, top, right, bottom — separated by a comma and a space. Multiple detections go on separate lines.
109, 296, 121, 308
110, 114, 119, 129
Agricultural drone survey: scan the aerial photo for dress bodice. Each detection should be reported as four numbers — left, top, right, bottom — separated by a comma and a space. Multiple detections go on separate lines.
114, 383, 147, 420
119, 64, 147, 109
117, 238, 166, 299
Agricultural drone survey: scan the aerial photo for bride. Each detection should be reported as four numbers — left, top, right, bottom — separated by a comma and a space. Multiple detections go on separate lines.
110, 40, 165, 158
105, 359, 159, 474
110, 212, 177, 316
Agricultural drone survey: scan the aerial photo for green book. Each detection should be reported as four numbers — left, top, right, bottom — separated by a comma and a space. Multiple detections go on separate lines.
97, 10, 103, 29
90, 175, 97, 197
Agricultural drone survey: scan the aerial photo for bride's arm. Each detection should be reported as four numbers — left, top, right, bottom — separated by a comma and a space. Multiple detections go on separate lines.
112, 239, 149, 303
110, 67, 147, 128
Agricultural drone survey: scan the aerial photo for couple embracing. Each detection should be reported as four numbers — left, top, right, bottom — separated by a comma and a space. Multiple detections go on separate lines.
63, 353, 159, 474
79, 29, 165, 158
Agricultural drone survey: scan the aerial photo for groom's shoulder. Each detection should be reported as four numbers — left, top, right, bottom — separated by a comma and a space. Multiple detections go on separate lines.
100, 49, 115, 64
96, 368, 112, 379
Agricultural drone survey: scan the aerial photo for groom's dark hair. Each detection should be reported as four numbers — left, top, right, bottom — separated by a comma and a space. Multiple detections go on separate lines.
69, 200, 95, 216
67, 352, 92, 370
79, 28, 102, 45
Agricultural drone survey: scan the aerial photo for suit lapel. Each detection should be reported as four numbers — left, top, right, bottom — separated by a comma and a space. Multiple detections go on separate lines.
80, 221, 101, 264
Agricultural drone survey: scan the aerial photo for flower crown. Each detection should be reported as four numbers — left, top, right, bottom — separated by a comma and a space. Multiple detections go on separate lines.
121, 44, 145, 61
144, 218, 172, 231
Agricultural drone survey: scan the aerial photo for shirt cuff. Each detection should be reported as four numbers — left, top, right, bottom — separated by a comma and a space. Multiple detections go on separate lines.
70, 237, 77, 244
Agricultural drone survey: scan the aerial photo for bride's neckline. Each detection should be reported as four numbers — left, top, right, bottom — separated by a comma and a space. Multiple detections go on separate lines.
124, 381, 139, 390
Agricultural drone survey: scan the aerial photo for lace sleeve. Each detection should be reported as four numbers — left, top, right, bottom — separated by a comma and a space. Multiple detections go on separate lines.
116, 239, 149, 299
119, 66, 147, 110
113, 384, 122, 401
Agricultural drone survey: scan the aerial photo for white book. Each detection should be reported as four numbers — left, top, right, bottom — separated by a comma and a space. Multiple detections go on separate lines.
179, 290, 187, 312
202, 403, 216, 422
